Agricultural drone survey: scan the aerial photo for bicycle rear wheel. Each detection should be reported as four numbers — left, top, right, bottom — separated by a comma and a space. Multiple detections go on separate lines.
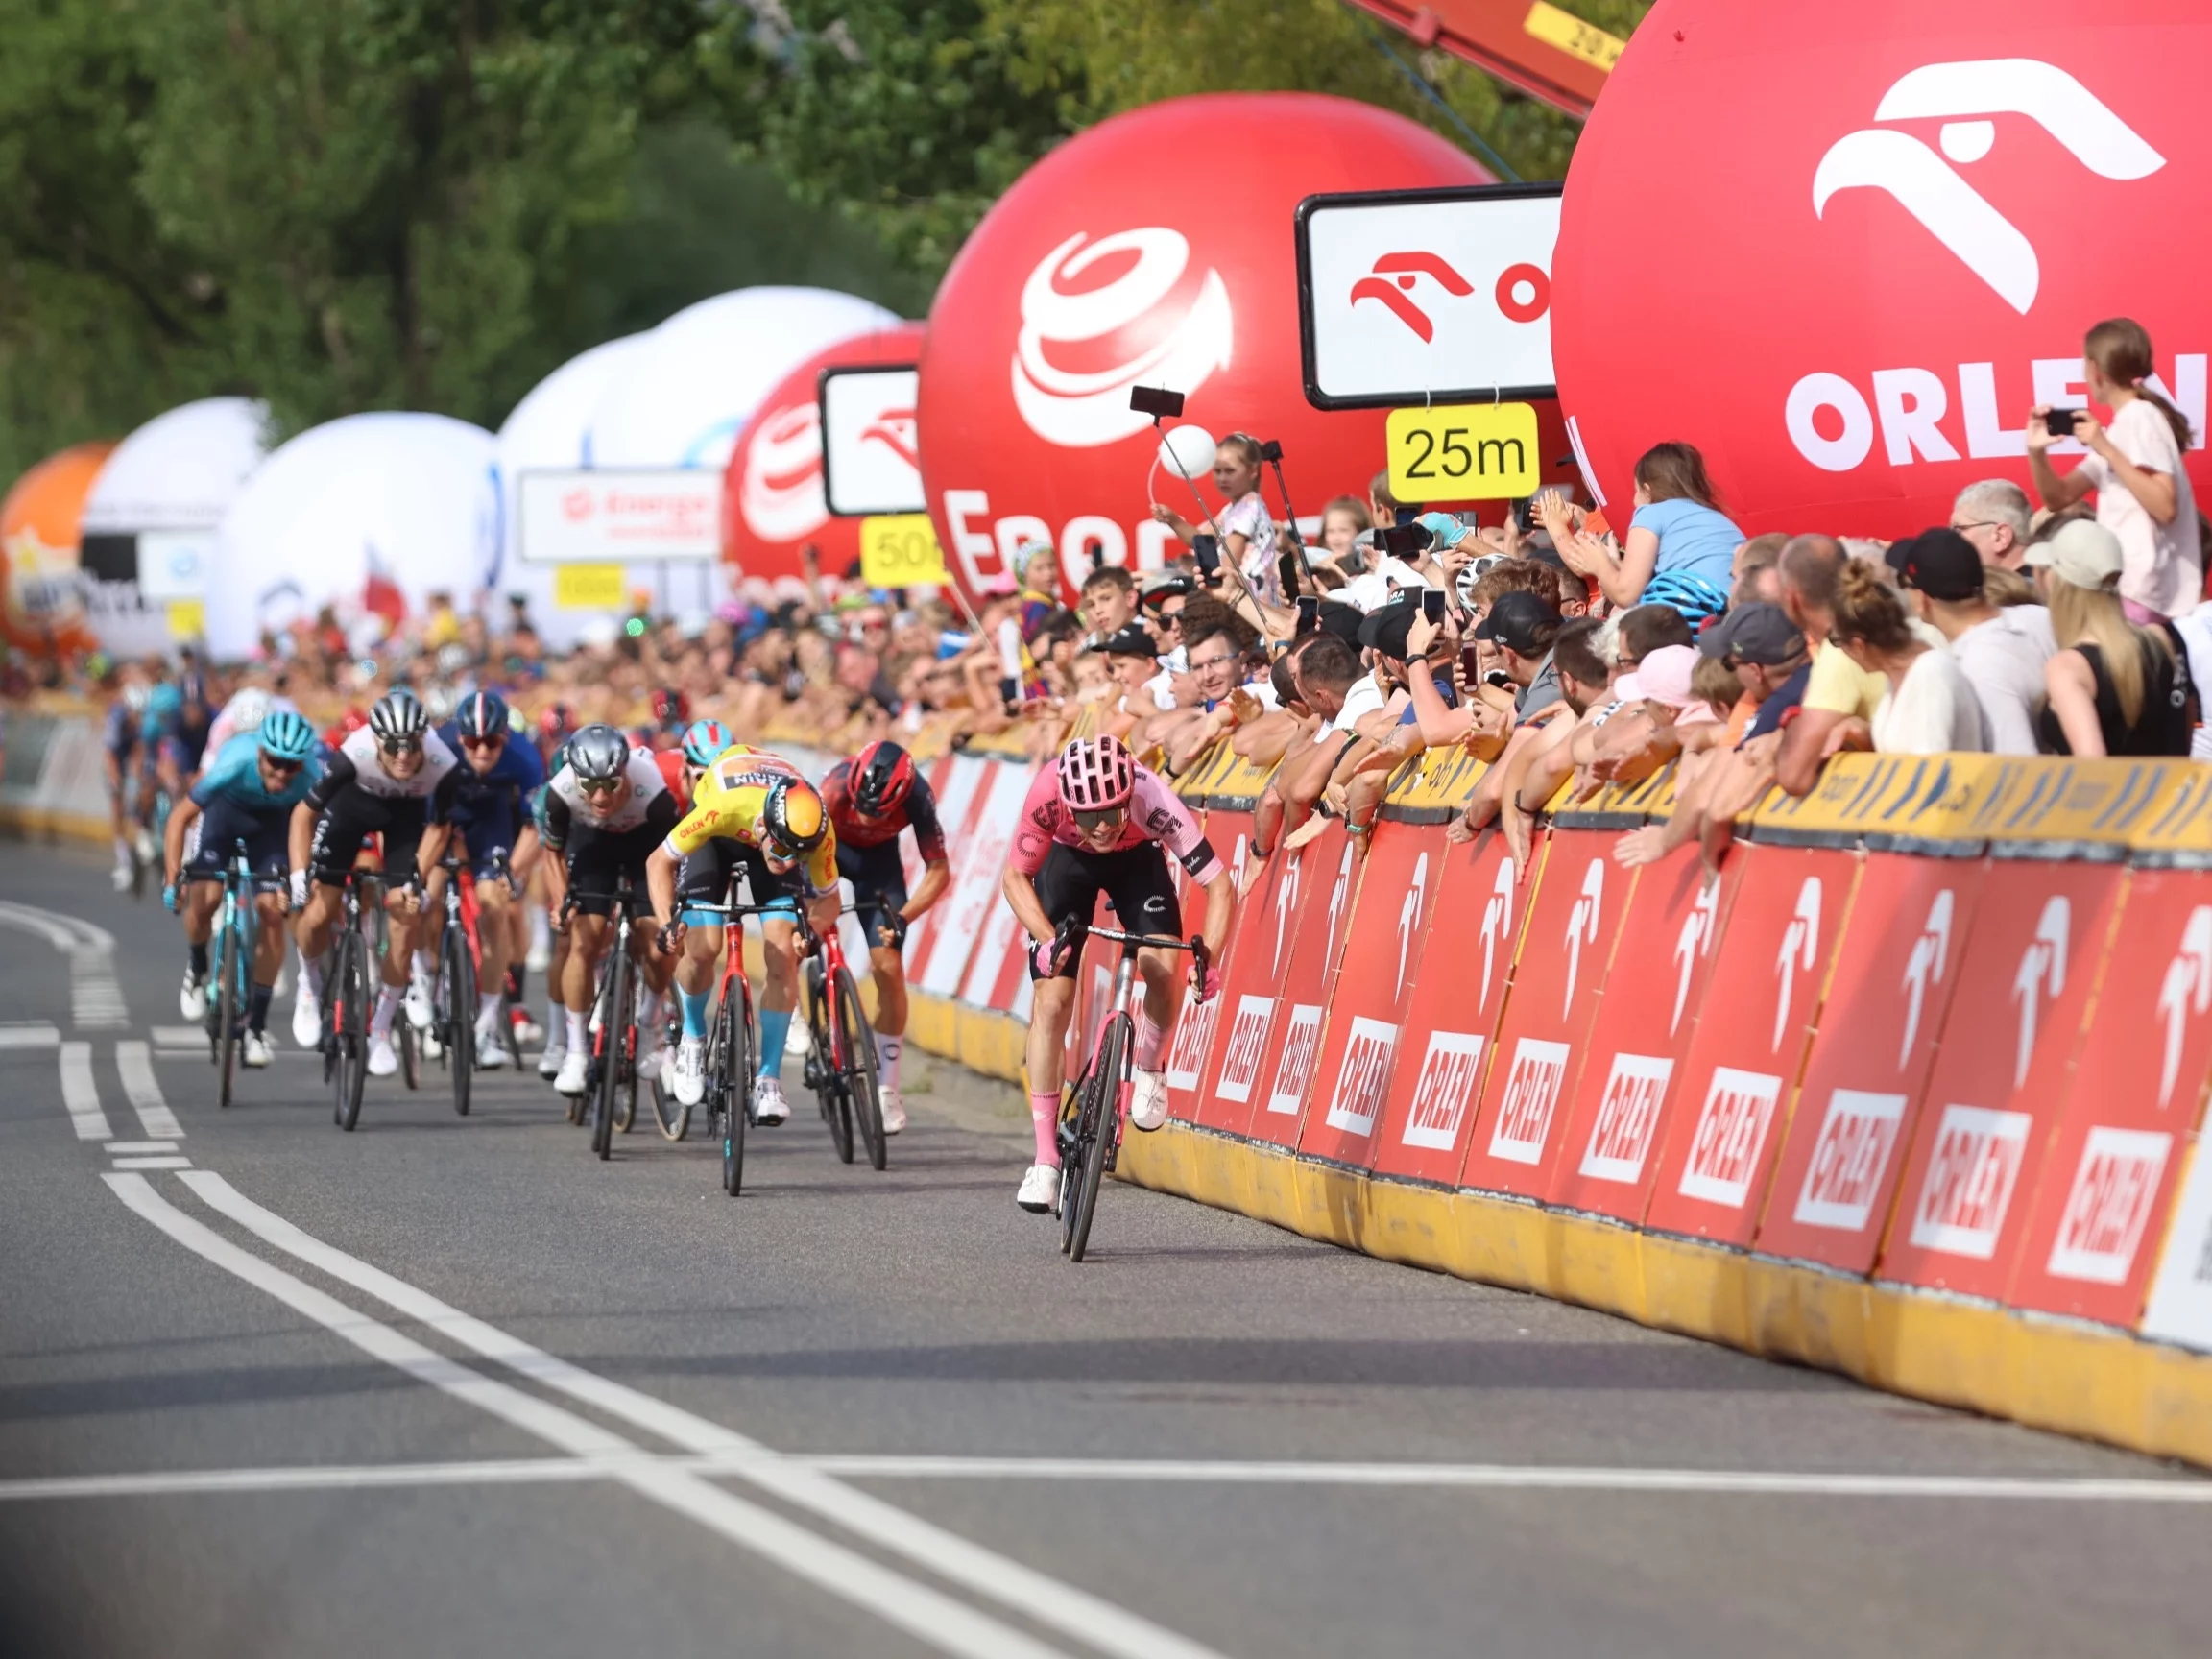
445, 926, 475, 1117
333, 933, 370, 1132
719, 989, 751, 1196
1068, 1014, 1129, 1263
835, 967, 886, 1171
215, 900, 244, 1109
397, 1007, 421, 1091
590, 944, 630, 1161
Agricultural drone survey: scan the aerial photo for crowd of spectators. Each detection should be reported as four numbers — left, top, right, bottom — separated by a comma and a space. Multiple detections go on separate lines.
10, 316, 2208, 881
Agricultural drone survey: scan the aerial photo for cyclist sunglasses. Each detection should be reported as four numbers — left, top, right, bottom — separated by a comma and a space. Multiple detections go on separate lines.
260, 756, 303, 776
460, 732, 504, 750
378, 736, 423, 757
1072, 806, 1125, 833
577, 775, 625, 796
759, 836, 800, 863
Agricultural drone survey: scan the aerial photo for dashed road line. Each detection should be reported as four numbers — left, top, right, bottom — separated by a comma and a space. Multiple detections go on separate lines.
0, 901, 128, 1028
114, 1041, 183, 1139
57, 1042, 112, 1142
0, 1022, 60, 1048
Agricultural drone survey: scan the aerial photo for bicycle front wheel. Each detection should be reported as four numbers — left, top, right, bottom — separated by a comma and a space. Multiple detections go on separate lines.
835, 966, 886, 1172
808, 969, 854, 1164
445, 926, 475, 1117
334, 934, 370, 1133
1068, 1014, 1129, 1263
215, 900, 244, 1109
590, 943, 631, 1161
719, 989, 751, 1196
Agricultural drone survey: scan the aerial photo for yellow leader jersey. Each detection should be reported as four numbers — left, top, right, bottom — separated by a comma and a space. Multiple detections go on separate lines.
661, 744, 838, 894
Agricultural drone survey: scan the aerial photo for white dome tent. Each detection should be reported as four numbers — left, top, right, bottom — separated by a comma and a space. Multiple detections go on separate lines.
206, 412, 499, 662
80, 397, 269, 654
491, 333, 646, 648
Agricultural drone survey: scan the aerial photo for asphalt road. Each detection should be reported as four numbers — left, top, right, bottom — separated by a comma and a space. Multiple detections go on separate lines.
0, 838, 2205, 1659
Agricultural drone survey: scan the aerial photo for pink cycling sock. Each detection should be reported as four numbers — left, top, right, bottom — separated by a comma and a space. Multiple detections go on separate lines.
1134, 1013, 1167, 1070
1030, 1090, 1061, 1166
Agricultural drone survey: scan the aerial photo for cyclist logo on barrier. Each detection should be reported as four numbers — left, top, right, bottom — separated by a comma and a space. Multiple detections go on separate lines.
1564, 858, 1604, 1020
2011, 895, 2071, 1089
2158, 906, 2212, 1109
1899, 888, 1955, 1065
1671, 880, 1719, 1036
1771, 878, 1824, 1052
1396, 852, 1429, 1002
1813, 59, 2166, 314
1479, 856, 1515, 1013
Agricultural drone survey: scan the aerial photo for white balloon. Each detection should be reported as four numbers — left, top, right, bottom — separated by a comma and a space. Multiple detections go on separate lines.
1157, 423, 1217, 482
585, 287, 902, 471
206, 413, 499, 661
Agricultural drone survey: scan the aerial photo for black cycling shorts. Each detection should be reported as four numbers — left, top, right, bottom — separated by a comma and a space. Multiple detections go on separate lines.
1027, 840, 1178, 981
186, 796, 289, 882
310, 788, 431, 886
835, 838, 907, 943
676, 837, 802, 922
562, 821, 663, 917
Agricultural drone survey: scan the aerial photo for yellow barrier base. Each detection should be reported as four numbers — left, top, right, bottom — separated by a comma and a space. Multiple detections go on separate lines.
1112, 1121, 2212, 1471
0, 804, 113, 846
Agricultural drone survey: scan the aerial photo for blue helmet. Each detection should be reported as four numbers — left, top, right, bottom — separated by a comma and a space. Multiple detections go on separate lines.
682, 718, 733, 768
1637, 571, 1730, 632
146, 683, 183, 721
454, 689, 509, 742
256, 710, 318, 765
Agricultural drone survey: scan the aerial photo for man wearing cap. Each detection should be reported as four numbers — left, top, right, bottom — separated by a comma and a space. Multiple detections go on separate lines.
1474, 590, 1564, 718
1890, 527, 2054, 756
1095, 624, 1169, 745
1700, 600, 1813, 744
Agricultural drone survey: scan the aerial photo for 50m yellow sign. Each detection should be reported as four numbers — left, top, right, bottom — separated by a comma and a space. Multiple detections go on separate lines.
859, 515, 949, 587
1385, 402, 1540, 503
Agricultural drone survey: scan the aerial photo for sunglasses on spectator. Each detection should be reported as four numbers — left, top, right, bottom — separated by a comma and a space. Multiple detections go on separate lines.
1072, 806, 1124, 833
577, 775, 624, 796
378, 737, 422, 758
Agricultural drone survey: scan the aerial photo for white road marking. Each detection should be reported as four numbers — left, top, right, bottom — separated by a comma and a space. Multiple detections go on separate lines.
108, 1174, 1079, 1659
105, 1142, 179, 1155
0, 1451, 2207, 1506
180, 1169, 1232, 1659
109, 1156, 193, 1170
0, 901, 128, 1028
150, 1025, 205, 1048
57, 1042, 112, 1141
0, 1023, 60, 1048
114, 1042, 184, 1139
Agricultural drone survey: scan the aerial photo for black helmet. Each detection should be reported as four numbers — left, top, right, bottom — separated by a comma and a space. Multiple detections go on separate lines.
368, 690, 429, 745
852, 740, 916, 817
565, 724, 631, 784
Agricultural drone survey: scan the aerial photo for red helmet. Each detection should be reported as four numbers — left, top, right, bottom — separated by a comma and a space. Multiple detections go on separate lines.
851, 740, 916, 817
1057, 735, 1135, 812
650, 687, 689, 728
537, 702, 574, 741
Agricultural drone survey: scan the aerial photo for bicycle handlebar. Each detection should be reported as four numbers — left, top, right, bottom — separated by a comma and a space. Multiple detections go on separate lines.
1060, 921, 1212, 977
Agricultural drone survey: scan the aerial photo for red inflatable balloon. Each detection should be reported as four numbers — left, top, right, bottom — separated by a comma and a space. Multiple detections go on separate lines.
919, 93, 1500, 601
722, 322, 927, 585
1552, 0, 2212, 539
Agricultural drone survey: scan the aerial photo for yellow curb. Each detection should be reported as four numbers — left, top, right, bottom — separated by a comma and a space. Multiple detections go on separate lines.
0, 804, 111, 846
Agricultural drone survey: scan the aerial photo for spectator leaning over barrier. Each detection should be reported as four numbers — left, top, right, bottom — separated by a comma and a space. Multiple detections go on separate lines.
1555, 442, 1743, 609
1775, 535, 1887, 794
1828, 561, 1989, 755
2029, 518, 2196, 757
1609, 602, 1695, 684
1156, 603, 1271, 776
1889, 528, 2054, 757
2028, 317, 2203, 625
1950, 479, 2034, 572
1095, 625, 1167, 746
1250, 633, 1364, 876
1488, 616, 1612, 867
1704, 601, 1811, 744
1475, 590, 1564, 718
1079, 565, 1140, 643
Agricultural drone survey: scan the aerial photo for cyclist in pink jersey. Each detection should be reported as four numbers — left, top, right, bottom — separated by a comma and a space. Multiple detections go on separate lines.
1001, 734, 1236, 1214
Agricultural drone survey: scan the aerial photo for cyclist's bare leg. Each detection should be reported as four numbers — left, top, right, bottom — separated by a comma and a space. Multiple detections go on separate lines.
1136, 947, 1178, 1056
294, 883, 342, 962
180, 879, 221, 951
252, 892, 288, 986
475, 879, 514, 997
869, 944, 907, 1038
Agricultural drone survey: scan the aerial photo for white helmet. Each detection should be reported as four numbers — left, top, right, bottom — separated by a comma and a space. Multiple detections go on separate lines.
225, 687, 272, 734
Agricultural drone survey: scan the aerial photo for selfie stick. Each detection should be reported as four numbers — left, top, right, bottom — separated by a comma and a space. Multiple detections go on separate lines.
1149, 420, 1227, 544
1261, 443, 1318, 590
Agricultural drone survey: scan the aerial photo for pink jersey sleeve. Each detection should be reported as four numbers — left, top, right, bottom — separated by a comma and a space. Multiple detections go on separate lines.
1009, 761, 1068, 877
1129, 768, 1223, 885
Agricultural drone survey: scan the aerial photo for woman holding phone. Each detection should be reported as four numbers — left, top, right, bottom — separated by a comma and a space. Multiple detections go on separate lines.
2027, 317, 2201, 625
1152, 432, 1283, 605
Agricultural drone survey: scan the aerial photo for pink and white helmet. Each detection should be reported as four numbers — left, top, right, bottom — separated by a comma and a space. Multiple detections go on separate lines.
1057, 734, 1135, 812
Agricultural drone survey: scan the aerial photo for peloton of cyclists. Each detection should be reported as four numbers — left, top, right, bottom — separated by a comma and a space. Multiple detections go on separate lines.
1001, 733, 1234, 1214
162, 709, 324, 1067
536, 724, 683, 1099
288, 690, 461, 1076
818, 740, 950, 1135
646, 742, 841, 1126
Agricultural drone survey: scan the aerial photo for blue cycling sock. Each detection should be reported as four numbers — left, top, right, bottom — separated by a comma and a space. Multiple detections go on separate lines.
758, 1008, 792, 1078
188, 941, 208, 979
680, 986, 710, 1040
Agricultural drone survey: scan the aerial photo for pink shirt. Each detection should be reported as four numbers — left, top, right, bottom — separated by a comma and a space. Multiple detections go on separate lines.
1011, 759, 1225, 885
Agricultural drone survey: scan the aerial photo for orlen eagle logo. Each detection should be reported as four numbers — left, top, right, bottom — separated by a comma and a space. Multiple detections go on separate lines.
1814, 59, 2165, 314
860, 405, 920, 471
1011, 228, 1232, 449
1351, 253, 1551, 342
739, 401, 828, 544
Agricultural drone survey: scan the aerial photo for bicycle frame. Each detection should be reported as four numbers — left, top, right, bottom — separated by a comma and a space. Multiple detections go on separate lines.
205, 838, 258, 1107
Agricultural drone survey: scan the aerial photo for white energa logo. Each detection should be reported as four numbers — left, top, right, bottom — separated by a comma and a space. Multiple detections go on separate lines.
1011, 228, 1233, 447
738, 401, 827, 543
1814, 59, 2165, 314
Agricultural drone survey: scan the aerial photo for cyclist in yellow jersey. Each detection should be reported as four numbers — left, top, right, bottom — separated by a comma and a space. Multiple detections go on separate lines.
645, 744, 841, 1124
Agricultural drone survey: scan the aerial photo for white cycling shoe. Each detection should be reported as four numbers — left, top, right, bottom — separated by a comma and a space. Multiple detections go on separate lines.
751, 1075, 790, 1126
403, 977, 434, 1032
110, 863, 134, 894
475, 1019, 510, 1070
537, 1035, 567, 1079
672, 1036, 707, 1107
554, 1050, 589, 1096
179, 971, 207, 1022
242, 1031, 273, 1069
292, 988, 323, 1049
879, 1088, 907, 1136
367, 1034, 399, 1077
1128, 1068, 1169, 1132
1016, 1164, 1060, 1214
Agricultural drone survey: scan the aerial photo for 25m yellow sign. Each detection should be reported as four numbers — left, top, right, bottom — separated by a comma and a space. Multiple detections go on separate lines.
1385, 403, 1540, 503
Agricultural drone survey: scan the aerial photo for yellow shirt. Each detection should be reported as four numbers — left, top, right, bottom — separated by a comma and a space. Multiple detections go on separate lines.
1804, 640, 1887, 721
663, 744, 838, 893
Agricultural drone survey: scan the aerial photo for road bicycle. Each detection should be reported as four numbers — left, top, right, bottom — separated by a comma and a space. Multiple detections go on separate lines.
425, 851, 518, 1118
568, 875, 658, 1161
797, 907, 886, 1171
1055, 923, 1209, 1262
202, 837, 278, 1109
673, 888, 793, 1195
323, 870, 420, 1132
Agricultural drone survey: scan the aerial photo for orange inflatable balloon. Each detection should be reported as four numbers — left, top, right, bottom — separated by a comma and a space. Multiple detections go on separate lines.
0, 441, 114, 655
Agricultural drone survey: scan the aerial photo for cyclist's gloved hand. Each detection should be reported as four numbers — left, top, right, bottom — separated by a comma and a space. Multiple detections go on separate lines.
656, 919, 685, 955
876, 912, 909, 950
161, 882, 179, 915
288, 869, 309, 910
1195, 962, 1224, 1004
1029, 936, 1069, 978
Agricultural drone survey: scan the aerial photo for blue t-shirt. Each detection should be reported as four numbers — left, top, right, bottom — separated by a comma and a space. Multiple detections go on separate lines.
1397, 671, 1459, 725
1632, 497, 1743, 590
435, 722, 546, 836
191, 733, 323, 813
